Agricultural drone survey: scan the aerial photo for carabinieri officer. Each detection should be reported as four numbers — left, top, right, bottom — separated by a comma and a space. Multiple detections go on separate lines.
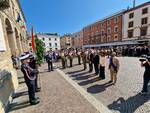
20, 54, 40, 105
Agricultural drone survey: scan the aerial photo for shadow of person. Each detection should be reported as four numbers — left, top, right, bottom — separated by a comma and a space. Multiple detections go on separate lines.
8, 101, 31, 112
66, 69, 84, 74
69, 71, 89, 78
12, 91, 28, 99
108, 93, 150, 113
78, 77, 103, 86
87, 82, 113, 94
72, 73, 95, 81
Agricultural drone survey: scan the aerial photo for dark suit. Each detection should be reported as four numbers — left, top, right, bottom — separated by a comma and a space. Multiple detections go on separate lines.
93, 54, 99, 75
89, 53, 94, 72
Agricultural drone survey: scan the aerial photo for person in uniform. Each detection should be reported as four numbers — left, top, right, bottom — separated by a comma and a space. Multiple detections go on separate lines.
20, 54, 40, 105
61, 51, 66, 69
46, 52, 53, 72
77, 50, 81, 65
68, 51, 73, 67
29, 54, 41, 92
81, 50, 87, 70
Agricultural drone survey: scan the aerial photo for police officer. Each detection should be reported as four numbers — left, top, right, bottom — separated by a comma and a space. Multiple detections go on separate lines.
20, 54, 40, 105
46, 52, 53, 72
29, 54, 41, 92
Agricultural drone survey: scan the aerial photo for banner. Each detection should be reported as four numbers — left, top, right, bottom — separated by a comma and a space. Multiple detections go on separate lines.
0, 18, 6, 51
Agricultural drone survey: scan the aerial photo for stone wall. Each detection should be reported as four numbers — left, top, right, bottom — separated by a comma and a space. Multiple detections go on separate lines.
0, 51, 18, 113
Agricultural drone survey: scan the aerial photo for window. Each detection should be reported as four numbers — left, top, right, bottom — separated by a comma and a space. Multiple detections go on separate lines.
141, 17, 148, 25
29, 43, 31, 46
55, 38, 57, 41
142, 8, 148, 15
107, 28, 111, 34
114, 26, 118, 33
107, 20, 110, 26
42, 37, 45, 41
55, 43, 57, 46
128, 21, 134, 28
55, 48, 58, 50
49, 38, 51, 41
49, 43, 51, 46
129, 13, 134, 19
114, 17, 118, 23
101, 23, 104, 27
128, 29, 134, 38
140, 27, 147, 36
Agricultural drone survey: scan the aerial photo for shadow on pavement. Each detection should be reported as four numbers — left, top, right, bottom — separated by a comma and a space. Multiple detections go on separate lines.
87, 82, 113, 94
13, 91, 28, 99
78, 76, 101, 86
72, 73, 95, 81
66, 69, 84, 74
70, 71, 89, 77
108, 93, 150, 113
8, 101, 30, 112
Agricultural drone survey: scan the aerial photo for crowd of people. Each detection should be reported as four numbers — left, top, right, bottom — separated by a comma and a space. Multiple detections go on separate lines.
10, 44, 150, 106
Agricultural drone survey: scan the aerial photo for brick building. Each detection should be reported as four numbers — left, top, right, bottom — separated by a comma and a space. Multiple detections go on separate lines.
83, 10, 125, 47
72, 30, 83, 48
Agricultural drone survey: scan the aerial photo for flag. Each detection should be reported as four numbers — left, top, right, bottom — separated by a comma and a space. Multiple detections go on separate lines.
16, 13, 21, 22
31, 27, 35, 52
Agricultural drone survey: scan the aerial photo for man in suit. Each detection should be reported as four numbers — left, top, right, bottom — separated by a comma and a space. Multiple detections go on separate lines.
46, 52, 53, 72
88, 49, 94, 73
93, 50, 100, 75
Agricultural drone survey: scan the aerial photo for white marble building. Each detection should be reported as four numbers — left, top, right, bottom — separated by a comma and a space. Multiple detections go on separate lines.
37, 33, 61, 51
123, 1, 150, 42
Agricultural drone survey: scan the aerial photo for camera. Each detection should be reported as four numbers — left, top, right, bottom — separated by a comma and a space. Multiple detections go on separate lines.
139, 55, 150, 62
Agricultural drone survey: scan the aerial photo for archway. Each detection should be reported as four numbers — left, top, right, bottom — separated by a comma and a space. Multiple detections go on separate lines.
5, 18, 17, 55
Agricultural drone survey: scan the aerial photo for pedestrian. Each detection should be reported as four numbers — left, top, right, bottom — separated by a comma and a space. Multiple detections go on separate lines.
93, 50, 99, 75
99, 51, 106, 79
140, 56, 150, 94
81, 50, 87, 70
88, 49, 94, 73
29, 54, 41, 92
68, 51, 73, 67
46, 52, 53, 72
20, 54, 40, 105
77, 50, 81, 65
108, 52, 120, 85
60, 52, 66, 69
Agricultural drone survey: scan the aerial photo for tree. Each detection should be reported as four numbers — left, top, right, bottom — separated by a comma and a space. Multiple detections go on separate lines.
34, 35, 45, 66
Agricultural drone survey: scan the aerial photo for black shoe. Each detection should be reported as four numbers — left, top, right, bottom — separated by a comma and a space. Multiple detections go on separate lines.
35, 88, 41, 92
30, 99, 40, 105
108, 80, 113, 83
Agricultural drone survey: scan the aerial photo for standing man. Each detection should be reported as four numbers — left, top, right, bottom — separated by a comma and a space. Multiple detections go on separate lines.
93, 50, 99, 75
88, 49, 94, 73
29, 55, 41, 92
68, 51, 73, 67
20, 54, 40, 105
77, 50, 81, 65
60, 51, 66, 69
140, 56, 150, 94
46, 52, 53, 72
108, 52, 120, 85
81, 50, 87, 70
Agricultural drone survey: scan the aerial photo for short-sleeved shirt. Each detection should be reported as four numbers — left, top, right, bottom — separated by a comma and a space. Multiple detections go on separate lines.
143, 62, 150, 75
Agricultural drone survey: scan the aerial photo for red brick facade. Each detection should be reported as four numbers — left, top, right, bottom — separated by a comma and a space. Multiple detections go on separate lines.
83, 12, 124, 45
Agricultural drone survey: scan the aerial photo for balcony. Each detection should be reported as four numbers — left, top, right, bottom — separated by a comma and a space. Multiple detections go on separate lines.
0, 0, 10, 9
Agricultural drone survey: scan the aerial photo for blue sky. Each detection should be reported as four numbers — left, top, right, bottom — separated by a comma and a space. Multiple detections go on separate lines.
20, 0, 149, 35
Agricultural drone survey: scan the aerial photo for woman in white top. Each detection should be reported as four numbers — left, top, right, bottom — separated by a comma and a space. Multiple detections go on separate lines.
99, 51, 106, 79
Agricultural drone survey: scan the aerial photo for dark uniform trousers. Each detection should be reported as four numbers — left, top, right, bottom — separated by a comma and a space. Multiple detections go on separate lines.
48, 61, 53, 71
99, 65, 105, 79
25, 80, 36, 102
142, 75, 150, 92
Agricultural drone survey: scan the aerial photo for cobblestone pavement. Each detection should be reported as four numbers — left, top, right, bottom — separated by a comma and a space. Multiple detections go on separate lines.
8, 64, 99, 113
55, 57, 150, 113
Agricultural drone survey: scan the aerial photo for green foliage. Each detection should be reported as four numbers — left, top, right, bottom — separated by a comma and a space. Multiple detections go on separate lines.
34, 35, 45, 65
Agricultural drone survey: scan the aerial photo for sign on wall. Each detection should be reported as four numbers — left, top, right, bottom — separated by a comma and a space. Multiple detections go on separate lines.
0, 18, 6, 51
